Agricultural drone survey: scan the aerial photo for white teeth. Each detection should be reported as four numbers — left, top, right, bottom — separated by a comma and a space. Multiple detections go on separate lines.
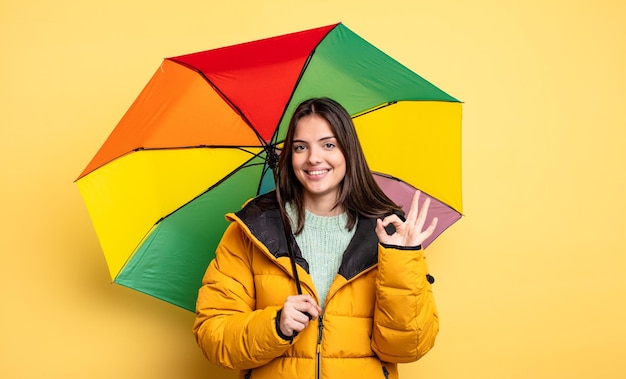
307, 170, 327, 176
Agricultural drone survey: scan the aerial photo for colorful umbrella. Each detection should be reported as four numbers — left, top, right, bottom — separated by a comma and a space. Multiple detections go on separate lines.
76, 23, 463, 312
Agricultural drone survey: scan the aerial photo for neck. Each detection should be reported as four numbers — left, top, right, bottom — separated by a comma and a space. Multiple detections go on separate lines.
303, 194, 344, 216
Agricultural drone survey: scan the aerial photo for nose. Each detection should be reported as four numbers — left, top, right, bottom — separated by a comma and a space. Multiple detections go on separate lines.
307, 145, 322, 164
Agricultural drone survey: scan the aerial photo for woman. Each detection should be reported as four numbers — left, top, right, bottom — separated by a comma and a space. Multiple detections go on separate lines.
194, 98, 439, 379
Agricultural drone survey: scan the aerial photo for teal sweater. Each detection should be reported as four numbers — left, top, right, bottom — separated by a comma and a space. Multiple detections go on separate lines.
286, 203, 357, 307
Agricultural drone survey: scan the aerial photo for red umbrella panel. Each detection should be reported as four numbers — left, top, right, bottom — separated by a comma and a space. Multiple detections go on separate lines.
76, 23, 463, 311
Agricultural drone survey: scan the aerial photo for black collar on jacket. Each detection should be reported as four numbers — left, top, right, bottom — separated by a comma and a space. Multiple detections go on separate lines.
234, 191, 380, 281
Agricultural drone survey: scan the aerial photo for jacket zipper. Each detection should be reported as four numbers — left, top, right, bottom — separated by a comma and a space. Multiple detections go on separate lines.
316, 315, 324, 379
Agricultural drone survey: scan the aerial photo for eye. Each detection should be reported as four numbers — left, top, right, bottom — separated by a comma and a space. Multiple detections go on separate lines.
323, 142, 336, 149
293, 144, 307, 152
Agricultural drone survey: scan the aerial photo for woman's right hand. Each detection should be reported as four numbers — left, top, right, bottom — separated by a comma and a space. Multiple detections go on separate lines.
279, 294, 322, 337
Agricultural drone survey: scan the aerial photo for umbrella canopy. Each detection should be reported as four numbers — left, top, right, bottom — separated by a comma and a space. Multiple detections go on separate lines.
76, 23, 463, 312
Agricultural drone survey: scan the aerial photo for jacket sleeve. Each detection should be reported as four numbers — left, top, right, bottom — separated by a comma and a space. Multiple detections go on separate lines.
193, 222, 292, 370
371, 244, 439, 363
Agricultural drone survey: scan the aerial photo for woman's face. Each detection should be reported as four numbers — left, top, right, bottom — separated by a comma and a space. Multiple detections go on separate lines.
291, 114, 347, 209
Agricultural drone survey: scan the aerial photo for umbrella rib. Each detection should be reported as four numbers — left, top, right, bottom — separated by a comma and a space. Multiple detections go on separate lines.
132, 145, 264, 152
76, 146, 263, 182
153, 150, 269, 226
352, 101, 397, 118
269, 24, 339, 147
269, 50, 314, 146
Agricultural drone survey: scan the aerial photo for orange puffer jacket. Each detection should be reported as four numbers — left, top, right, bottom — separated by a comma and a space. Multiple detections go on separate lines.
193, 193, 438, 379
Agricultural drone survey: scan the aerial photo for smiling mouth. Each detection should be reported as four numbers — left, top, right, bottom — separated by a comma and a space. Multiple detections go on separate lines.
306, 169, 329, 176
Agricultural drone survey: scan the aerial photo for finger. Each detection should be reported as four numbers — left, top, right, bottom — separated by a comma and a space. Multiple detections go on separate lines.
280, 310, 304, 336
282, 318, 304, 336
380, 214, 403, 230
291, 310, 313, 324
375, 218, 391, 239
286, 294, 314, 308
301, 294, 317, 304
415, 197, 431, 230
301, 295, 322, 314
282, 305, 311, 326
305, 307, 320, 320
426, 217, 439, 236
293, 308, 315, 322
299, 301, 320, 319
287, 295, 320, 319
405, 191, 422, 225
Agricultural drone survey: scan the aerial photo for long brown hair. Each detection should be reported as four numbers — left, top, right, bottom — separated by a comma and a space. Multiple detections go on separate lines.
277, 97, 402, 234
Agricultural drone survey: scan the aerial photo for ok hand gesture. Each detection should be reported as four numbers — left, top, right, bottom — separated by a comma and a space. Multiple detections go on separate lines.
375, 191, 438, 248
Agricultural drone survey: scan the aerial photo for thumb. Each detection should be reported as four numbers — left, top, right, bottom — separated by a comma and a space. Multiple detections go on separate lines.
375, 219, 389, 241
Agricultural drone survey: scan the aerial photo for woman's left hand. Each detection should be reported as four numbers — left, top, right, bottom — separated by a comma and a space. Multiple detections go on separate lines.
375, 191, 438, 248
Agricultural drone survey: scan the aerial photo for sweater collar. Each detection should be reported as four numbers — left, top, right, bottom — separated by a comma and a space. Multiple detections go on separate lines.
233, 191, 379, 281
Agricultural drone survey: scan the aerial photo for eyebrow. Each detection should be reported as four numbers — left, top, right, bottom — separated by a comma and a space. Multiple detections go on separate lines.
292, 136, 337, 144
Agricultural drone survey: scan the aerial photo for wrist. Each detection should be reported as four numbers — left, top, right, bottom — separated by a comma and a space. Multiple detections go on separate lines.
275, 309, 293, 341
380, 242, 422, 250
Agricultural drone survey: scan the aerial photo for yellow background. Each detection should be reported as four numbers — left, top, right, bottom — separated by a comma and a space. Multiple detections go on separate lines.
2, 0, 625, 377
